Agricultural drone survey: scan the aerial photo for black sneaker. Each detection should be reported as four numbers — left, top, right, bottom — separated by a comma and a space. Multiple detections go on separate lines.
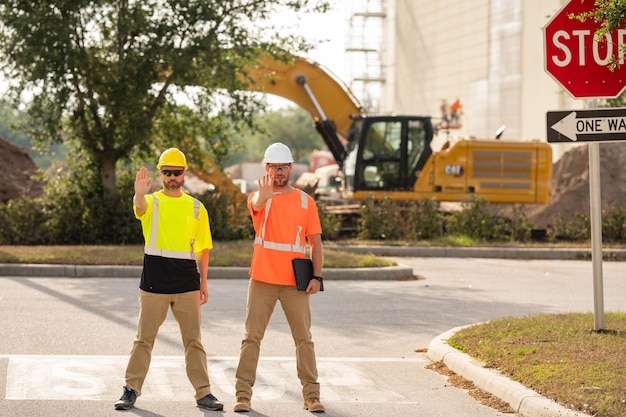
196, 393, 224, 411
114, 387, 137, 410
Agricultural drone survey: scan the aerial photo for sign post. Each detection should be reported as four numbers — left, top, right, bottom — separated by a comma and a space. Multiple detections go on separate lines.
543, 0, 626, 331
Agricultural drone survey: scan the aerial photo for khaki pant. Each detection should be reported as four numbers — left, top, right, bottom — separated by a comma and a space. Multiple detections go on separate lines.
123, 289, 212, 400
235, 279, 320, 400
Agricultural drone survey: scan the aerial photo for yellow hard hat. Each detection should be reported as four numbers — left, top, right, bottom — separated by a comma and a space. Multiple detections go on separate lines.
157, 148, 188, 169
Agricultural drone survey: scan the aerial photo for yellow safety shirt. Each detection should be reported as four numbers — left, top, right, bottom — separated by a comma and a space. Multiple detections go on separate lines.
135, 190, 212, 293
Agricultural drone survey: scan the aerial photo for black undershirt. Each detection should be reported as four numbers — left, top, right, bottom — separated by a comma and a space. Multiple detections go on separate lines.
140, 254, 201, 294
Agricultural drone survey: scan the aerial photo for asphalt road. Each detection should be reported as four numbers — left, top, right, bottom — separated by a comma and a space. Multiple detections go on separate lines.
1, 257, 624, 417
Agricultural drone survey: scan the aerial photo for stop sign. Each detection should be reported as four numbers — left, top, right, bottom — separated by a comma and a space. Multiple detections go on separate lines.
544, 0, 626, 98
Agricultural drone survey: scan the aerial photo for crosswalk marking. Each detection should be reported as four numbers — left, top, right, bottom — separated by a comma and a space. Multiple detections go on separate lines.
4, 355, 424, 403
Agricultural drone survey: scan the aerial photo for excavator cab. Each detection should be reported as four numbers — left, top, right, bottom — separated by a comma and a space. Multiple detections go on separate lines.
344, 115, 434, 193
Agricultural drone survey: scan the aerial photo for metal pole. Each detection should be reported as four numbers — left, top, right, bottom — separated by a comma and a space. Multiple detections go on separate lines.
588, 99, 604, 331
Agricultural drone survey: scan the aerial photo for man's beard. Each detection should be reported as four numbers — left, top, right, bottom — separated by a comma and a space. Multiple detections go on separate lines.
273, 175, 289, 187
164, 179, 182, 191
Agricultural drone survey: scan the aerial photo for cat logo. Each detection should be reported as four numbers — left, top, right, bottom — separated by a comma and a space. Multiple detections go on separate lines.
445, 164, 464, 177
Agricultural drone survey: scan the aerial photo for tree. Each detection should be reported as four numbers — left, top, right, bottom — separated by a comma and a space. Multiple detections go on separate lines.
0, 0, 329, 195
263, 106, 325, 163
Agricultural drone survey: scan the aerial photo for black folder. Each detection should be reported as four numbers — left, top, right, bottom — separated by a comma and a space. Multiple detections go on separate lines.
292, 258, 324, 291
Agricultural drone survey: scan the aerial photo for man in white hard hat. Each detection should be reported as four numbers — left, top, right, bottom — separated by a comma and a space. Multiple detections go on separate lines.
115, 148, 223, 412
234, 142, 325, 413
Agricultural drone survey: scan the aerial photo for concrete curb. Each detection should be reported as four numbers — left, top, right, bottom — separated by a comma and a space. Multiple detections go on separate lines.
331, 245, 626, 260
0, 263, 416, 280
427, 326, 594, 417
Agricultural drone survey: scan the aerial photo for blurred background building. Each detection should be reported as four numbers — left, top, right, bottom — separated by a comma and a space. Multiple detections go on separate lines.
339, 0, 574, 160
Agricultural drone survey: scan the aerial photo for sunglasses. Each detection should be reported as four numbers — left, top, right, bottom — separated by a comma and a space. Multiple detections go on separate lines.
161, 169, 184, 177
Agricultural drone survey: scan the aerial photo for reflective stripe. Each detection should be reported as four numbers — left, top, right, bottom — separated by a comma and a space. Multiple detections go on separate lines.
253, 237, 307, 254
148, 196, 159, 249
145, 194, 201, 260
144, 247, 196, 260
300, 189, 308, 209
254, 190, 308, 254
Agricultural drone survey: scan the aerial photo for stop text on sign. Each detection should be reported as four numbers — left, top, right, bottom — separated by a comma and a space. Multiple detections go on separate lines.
550, 29, 626, 67
543, 0, 626, 98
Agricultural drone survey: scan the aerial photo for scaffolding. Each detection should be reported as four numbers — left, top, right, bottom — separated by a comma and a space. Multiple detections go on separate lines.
345, 0, 387, 112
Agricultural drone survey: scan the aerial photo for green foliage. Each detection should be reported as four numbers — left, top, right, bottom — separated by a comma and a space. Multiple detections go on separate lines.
0, 197, 49, 244
316, 201, 342, 240
406, 198, 444, 240
0, 145, 141, 245
549, 212, 591, 242
507, 205, 533, 242
358, 196, 403, 240
446, 197, 498, 241
222, 107, 327, 166
196, 189, 254, 241
0, 101, 67, 168
602, 206, 626, 242
0, 0, 330, 194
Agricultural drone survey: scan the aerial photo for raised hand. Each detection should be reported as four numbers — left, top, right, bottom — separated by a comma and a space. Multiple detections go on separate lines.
257, 174, 276, 201
134, 166, 152, 197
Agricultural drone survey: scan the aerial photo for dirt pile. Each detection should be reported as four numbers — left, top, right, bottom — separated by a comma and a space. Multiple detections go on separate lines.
527, 142, 626, 228
0, 136, 44, 203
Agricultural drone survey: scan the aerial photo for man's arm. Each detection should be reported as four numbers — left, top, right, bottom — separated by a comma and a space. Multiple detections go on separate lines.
307, 233, 324, 294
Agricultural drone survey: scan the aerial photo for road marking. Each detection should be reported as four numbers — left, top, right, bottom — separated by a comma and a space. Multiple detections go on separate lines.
3, 355, 424, 403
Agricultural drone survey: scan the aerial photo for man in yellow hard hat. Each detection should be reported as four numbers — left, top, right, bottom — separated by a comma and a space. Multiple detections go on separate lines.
115, 148, 223, 411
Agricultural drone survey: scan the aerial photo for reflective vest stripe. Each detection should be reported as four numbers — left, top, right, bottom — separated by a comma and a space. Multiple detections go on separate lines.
253, 190, 308, 254
145, 194, 200, 260
144, 247, 196, 259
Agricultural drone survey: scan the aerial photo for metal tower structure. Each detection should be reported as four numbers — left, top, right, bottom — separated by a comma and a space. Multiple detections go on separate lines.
345, 0, 387, 112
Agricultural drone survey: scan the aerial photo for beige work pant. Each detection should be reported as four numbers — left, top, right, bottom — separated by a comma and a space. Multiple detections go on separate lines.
235, 279, 320, 401
123, 289, 212, 400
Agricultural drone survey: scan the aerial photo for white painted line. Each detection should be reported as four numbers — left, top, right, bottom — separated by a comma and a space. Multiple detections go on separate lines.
3, 355, 424, 403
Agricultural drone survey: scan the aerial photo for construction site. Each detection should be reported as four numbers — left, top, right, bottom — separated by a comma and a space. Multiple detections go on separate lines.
2, 0, 626, 232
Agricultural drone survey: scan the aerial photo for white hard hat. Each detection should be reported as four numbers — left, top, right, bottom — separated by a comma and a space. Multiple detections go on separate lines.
263, 142, 294, 163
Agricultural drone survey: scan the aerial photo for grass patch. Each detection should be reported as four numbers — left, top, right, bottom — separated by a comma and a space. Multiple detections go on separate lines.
0, 242, 396, 268
447, 312, 626, 417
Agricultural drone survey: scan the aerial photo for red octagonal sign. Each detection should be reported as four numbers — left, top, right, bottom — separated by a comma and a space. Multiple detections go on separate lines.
544, 0, 626, 99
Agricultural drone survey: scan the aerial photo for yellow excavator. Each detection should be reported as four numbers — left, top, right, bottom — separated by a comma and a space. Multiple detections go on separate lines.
196, 55, 552, 206
244, 55, 551, 204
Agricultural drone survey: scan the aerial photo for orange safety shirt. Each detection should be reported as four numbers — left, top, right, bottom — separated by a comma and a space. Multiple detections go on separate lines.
248, 189, 322, 286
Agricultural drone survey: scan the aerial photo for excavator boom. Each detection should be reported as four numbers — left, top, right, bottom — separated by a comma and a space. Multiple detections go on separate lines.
243, 56, 365, 164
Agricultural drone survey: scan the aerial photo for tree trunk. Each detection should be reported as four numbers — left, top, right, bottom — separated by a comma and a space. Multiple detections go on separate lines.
101, 156, 117, 196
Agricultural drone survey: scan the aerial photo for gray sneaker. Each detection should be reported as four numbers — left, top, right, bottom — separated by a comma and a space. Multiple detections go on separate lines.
197, 393, 224, 411
114, 387, 137, 410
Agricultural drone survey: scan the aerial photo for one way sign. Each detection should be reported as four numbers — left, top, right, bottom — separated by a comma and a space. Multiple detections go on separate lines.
547, 108, 626, 143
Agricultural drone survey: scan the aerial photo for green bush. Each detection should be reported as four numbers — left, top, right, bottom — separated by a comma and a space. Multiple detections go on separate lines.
0, 197, 49, 244
196, 189, 254, 241
447, 196, 498, 241
317, 201, 342, 240
549, 212, 590, 242
3, 151, 626, 245
358, 196, 403, 240
603, 206, 626, 242
406, 198, 444, 240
